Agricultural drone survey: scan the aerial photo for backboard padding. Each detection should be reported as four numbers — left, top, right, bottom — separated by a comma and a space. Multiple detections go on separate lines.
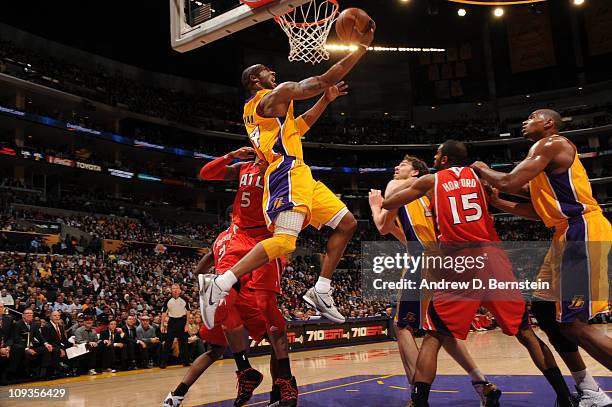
170, 0, 312, 53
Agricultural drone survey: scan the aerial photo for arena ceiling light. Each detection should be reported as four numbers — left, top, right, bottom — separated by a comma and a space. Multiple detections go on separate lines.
458, 8, 467, 16
573, 0, 585, 5
493, 7, 504, 16
326, 44, 446, 52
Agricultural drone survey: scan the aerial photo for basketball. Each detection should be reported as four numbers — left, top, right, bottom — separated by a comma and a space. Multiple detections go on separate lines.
335, 8, 373, 43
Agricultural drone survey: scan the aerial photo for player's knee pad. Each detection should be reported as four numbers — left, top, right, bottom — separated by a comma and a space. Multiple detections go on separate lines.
531, 301, 578, 353
260, 234, 297, 260
255, 290, 286, 333
274, 209, 305, 237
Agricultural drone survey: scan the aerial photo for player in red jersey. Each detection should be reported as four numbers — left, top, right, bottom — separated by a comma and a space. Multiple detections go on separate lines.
163, 237, 270, 407
164, 147, 296, 407
383, 140, 578, 407
201, 147, 296, 405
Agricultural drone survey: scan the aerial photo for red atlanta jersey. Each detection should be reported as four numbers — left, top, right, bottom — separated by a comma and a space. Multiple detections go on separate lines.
431, 166, 499, 242
232, 161, 267, 230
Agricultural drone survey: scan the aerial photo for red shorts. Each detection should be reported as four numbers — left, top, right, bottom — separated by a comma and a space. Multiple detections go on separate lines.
423, 245, 528, 340
199, 285, 267, 346
203, 225, 285, 345
215, 225, 283, 294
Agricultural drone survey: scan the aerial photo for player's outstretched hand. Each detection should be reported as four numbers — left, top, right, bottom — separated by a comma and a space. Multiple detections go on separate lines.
356, 19, 376, 48
368, 189, 383, 209
230, 147, 255, 160
489, 187, 500, 205
481, 180, 499, 204
471, 161, 490, 173
325, 81, 349, 102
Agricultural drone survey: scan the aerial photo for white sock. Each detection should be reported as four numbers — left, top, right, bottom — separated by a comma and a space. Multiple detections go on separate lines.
572, 369, 599, 392
315, 276, 331, 292
469, 368, 486, 383
215, 271, 238, 292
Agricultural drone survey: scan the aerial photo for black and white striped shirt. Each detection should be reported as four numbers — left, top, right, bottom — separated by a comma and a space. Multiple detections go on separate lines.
161, 296, 190, 318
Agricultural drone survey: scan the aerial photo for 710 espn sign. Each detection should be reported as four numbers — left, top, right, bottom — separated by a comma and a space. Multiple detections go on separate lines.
307, 325, 387, 342
248, 318, 390, 355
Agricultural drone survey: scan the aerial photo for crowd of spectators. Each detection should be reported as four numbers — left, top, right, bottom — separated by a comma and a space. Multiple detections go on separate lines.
4, 38, 612, 152
308, 116, 503, 145
0, 244, 388, 384
493, 218, 553, 241
0, 181, 211, 220
3, 208, 218, 248
0, 250, 205, 383
0, 182, 221, 248
0, 40, 236, 127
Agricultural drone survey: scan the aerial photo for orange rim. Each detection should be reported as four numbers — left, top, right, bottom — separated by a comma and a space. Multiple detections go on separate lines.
274, 0, 339, 28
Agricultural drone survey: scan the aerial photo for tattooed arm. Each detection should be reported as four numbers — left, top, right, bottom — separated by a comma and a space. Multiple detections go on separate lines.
257, 21, 375, 118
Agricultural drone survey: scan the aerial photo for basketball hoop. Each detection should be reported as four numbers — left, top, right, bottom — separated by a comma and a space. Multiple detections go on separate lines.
274, 0, 339, 64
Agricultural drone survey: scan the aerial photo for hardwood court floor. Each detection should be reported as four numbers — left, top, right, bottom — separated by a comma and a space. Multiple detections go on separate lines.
2, 326, 610, 407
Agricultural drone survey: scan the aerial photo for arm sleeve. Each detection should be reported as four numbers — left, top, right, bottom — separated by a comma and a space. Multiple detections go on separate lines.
136, 327, 146, 342
74, 328, 85, 344
199, 155, 234, 180
5, 320, 14, 347
34, 326, 45, 345
40, 325, 51, 343
12, 324, 21, 345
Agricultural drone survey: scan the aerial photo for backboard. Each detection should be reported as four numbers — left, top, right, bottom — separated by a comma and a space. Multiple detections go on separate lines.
170, 0, 311, 53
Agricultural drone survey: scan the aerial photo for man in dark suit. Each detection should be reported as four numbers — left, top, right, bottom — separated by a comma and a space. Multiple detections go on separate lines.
41, 311, 75, 378
120, 315, 139, 370
99, 319, 127, 372
0, 303, 15, 384
12, 308, 45, 379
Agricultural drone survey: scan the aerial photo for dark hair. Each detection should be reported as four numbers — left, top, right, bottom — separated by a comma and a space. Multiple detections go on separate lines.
535, 109, 563, 131
403, 155, 430, 176
440, 140, 468, 166
241, 64, 265, 90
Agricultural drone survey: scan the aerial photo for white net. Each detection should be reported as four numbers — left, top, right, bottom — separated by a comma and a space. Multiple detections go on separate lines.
274, 0, 339, 64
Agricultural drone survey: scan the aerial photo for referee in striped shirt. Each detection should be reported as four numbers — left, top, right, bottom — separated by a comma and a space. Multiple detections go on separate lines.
160, 284, 191, 368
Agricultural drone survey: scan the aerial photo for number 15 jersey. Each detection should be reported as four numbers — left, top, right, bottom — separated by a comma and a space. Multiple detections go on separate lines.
431, 166, 499, 242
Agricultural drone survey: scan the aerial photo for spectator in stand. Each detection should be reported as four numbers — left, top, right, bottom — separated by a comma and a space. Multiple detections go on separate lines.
120, 314, 139, 370
40, 310, 74, 379
99, 319, 125, 372
74, 315, 100, 375
0, 303, 15, 384
82, 299, 97, 319
30, 237, 41, 253
0, 289, 14, 306
66, 313, 82, 338
185, 312, 203, 362
53, 294, 70, 313
12, 309, 45, 379
136, 315, 161, 368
